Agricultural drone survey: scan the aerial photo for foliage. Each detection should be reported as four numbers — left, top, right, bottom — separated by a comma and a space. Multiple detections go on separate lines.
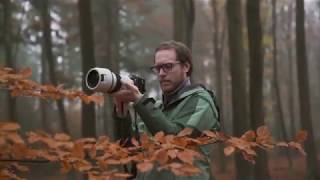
0, 67, 103, 105
0, 67, 307, 179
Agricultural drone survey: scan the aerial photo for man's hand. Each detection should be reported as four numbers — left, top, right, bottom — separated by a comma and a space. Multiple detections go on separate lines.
112, 79, 143, 115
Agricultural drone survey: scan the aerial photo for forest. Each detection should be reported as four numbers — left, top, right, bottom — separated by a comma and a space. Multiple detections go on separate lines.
0, 0, 320, 179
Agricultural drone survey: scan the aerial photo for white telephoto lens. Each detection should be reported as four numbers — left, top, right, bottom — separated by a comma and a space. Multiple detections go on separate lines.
86, 68, 117, 93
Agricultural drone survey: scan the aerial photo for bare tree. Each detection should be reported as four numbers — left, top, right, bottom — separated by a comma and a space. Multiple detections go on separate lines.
173, 0, 195, 49
286, 1, 296, 140
103, 0, 120, 139
271, 0, 292, 169
3, 0, 17, 122
246, 0, 269, 178
296, 0, 319, 178
37, 0, 68, 133
78, 0, 96, 138
226, 0, 251, 179
211, 0, 226, 173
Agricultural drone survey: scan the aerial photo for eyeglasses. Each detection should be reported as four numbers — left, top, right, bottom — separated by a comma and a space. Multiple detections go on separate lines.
150, 62, 181, 74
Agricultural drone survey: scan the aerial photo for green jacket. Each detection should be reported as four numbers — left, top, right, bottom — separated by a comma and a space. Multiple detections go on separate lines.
117, 85, 220, 180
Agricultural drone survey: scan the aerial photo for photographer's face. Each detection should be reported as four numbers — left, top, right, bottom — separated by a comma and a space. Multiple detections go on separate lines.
154, 49, 190, 94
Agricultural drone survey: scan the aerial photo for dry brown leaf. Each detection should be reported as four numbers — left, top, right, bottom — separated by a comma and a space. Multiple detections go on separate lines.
276, 142, 288, 147
112, 172, 132, 178
72, 143, 85, 159
241, 130, 256, 142
224, 146, 235, 156
0, 122, 20, 131
155, 149, 168, 165
54, 133, 71, 141
177, 150, 195, 165
60, 160, 72, 173
177, 128, 193, 137
294, 130, 307, 143
137, 161, 154, 172
288, 142, 306, 156
12, 163, 29, 172
202, 130, 218, 138
154, 131, 165, 143
6, 132, 25, 144
19, 67, 32, 78
105, 159, 121, 165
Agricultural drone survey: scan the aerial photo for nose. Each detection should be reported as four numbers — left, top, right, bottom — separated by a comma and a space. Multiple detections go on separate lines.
158, 68, 167, 77
159, 68, 166, 75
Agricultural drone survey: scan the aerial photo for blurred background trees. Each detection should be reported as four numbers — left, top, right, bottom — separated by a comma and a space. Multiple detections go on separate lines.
1, 0, 320, 179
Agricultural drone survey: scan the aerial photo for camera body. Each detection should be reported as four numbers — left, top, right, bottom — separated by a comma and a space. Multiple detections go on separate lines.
85, 67, 145, 94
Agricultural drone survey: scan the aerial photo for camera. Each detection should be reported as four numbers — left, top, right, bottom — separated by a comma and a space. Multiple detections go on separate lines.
85, 67, 146, 94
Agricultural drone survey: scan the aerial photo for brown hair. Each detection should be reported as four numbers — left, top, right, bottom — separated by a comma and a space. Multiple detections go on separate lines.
154, 40, 193, 76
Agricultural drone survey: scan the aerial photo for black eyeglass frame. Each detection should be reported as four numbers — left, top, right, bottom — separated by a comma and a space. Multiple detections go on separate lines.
150, 62, 181, 74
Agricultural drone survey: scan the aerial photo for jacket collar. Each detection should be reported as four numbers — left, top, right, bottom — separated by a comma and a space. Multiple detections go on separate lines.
162, 79, 203, 108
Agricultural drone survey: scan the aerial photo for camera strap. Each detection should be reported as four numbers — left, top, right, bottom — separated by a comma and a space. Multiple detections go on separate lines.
134, 111, 141, 143
123, 104, 140, 179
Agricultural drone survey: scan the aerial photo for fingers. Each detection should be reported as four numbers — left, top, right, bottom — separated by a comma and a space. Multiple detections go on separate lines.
114, 98, 123, 114
124, 82, 138, 91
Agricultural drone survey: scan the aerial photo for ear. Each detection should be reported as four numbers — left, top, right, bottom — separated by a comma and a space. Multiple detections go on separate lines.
182, 63, 190, 74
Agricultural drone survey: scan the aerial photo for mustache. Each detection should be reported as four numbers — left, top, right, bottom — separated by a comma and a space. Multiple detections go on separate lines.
160, 79, 171, 83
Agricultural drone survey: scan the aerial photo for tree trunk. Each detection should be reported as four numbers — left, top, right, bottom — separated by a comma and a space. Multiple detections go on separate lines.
246, 0, 269, 179
3, 0, 17, 122
78, 0, 96, 138
271, 0, 292, 169
211, 0, 226, 173
296, 0, 320, 178
173, 0, 195, 82
173, 0, 195, 49
39, 0, 68, 133
40, 43, 50, 132
287, 1, 296, 140
226, 0, 252, 179
104, 0, 120, 140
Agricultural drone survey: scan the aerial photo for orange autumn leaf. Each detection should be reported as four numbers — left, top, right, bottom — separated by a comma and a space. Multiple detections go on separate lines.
112, 172, 132, 178
60, 160, 72, 173
288, 142, 307, 156
294, 130, 307, 143
224, 146, 235, 156
202, 130, 218, 138
241, 130, 256, 142
276, 142, 289, 147
74, 160, 92, 172
72, 143, 85, 159
167, 149, 178, 159
0, 122, 20, 131
154, 131, 165, 143
177, 128, 193, 137
242, 152, 256, 164
177, 150, 197, 165
180, 164, 201, 176
137, 161, 154, 172
154, 149, 168, 165
104, 159, 121, 165
6, 132, 25, 144
256, 126, 270, 139
12, 163, 29, 172
54, 133, 71, 141
19, 68, 32, 78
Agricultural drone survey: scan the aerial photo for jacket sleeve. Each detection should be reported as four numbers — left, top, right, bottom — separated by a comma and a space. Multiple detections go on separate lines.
133, 94, 220, 135
133, 95, 183, 135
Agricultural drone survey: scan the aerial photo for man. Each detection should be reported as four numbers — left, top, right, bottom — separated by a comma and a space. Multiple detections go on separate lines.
113, 40, 220, 180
